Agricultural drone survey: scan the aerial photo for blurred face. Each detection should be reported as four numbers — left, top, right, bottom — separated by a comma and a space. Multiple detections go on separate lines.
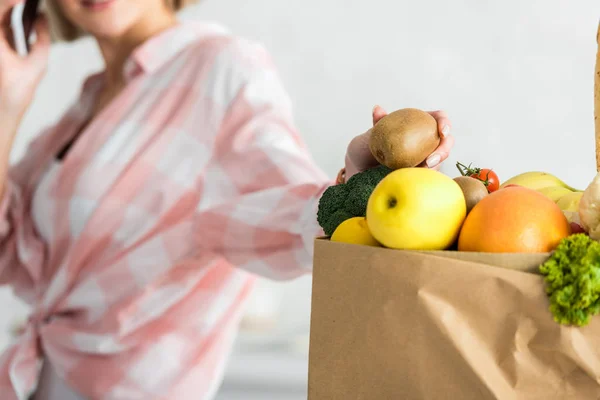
55, 0, 174, 40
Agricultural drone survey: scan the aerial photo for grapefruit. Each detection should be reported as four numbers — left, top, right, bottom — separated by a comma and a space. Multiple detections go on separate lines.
457, 186, 570, 253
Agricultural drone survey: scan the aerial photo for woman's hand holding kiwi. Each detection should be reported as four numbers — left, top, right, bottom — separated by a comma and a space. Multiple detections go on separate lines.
344, 105, 455, 181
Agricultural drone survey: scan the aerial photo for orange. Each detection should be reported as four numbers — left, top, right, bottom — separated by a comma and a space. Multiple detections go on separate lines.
457, 186, 570, 253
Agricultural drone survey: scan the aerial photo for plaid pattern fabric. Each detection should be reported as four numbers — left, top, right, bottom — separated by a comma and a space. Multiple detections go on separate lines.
0, 21, 332, 399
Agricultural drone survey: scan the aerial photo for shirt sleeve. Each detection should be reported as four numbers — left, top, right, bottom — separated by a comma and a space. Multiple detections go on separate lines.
0, 131, 48, 289
194, 38, 335, 281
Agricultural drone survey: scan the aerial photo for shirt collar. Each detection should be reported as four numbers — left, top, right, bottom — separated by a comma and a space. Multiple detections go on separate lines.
123, 20, 231, 81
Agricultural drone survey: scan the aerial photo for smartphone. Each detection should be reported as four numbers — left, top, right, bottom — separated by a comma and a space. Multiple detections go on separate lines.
10, 0, 40, 56
22, 0, 40, 51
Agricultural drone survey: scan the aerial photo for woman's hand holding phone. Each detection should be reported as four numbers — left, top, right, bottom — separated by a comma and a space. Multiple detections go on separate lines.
0, 0, 50, 124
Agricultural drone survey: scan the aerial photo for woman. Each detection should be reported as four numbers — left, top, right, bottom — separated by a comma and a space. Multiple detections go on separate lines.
0, 0, 455, 399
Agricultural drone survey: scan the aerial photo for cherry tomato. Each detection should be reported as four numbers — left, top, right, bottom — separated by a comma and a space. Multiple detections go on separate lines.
456, 162, 500, 193
470, 169, 499, 192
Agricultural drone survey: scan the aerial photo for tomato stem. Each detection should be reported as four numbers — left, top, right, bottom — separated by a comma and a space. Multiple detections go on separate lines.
456, 161, 493, 188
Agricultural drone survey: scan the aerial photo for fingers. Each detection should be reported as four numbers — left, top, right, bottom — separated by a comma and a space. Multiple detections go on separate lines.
422, 109, 453, 169
427, 109, 451, 138
372, 105, 387, 126
344, 129, 380, 180
0, 0, 20, 19
421, 133, 455, 169
349, 106, 455, 178
345, 105, 391, 181
0, 0, 21, 52
28, 13, 50, 63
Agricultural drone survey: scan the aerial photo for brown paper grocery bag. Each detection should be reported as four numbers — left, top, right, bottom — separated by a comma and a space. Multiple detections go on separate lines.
307, 239, 600, 400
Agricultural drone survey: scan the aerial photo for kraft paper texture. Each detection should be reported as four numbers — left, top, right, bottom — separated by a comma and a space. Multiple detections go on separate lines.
308, 239, 600, 400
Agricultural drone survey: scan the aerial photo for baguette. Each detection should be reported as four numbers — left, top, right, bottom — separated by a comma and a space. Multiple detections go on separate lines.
596, 20, 600, 170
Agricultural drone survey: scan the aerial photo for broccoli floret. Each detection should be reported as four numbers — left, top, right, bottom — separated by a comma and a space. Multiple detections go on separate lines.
539, 233, 600, 327
317, 164, 393, 236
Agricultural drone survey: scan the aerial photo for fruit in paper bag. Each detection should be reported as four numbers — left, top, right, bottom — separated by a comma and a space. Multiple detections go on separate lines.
570, 221, 586, 234
579, 171, 600, 240
317, 165, 392, 236
458, 186, 570, 253
330, 217, 381, 247
366, 168, 466, 250
537, 186, 575, 202
555, 191, 583, 213
453, 176, 488, 213
562, 207, 584, 231
499, 171, 578, 191
563, 213, 586, 234
456, 162, 500, 193
369, 108, 440, 169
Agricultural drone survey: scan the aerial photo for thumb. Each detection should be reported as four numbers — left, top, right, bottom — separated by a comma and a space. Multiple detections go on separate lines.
372, 105, 387, 126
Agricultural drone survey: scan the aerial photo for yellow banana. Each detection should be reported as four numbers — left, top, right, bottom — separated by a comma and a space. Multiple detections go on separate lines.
537, 186, 574, 202
556, 191, 584, 212
499, 171, 579, 191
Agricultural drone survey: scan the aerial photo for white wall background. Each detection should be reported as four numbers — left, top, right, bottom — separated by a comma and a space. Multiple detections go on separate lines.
2, 0, 600, 397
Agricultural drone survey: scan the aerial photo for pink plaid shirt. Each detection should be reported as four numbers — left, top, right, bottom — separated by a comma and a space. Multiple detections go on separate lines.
0, 21, 332, 399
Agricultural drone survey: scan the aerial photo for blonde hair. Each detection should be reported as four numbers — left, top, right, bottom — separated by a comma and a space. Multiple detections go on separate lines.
43, 0, 199, 42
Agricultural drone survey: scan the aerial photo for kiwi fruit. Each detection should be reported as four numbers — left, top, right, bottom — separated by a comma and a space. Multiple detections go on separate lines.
453, 176, 488, 213
369, 108, 440, 169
